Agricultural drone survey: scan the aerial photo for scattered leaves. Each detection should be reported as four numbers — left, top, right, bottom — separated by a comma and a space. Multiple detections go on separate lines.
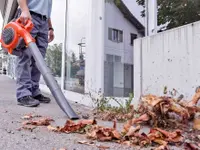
19, 90, 200, 149
184, 142, 199, 150
21, 113, 42, 120
193, 113, 200, 130
47, 119, 96, 133
97, 145, 110, 150
87, 126, 120, 141
22, 125, 37, 131
47, 125, 61, 132
22, 118, 54, 126
154, 145, 169, 150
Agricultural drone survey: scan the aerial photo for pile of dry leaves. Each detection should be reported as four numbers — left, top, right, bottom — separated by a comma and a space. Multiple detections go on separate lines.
19, 89, 200, 149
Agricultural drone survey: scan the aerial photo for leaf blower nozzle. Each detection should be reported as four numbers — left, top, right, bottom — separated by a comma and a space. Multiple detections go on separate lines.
0, 19, 79, 120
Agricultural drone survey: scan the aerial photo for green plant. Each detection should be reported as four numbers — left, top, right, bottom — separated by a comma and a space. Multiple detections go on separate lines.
163, 86, 168, 94
125, 93, 134, 113
96, 97, 110, 112
93, 92, 134, 114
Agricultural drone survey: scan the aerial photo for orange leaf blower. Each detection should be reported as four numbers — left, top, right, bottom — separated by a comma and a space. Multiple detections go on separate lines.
0, 19, 79, 120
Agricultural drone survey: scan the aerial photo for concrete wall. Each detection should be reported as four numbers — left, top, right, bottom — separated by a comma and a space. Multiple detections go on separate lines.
134, 21, 200, 104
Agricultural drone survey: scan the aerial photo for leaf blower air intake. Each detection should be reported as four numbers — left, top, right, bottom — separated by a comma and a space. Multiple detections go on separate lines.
0, 19, 79, 120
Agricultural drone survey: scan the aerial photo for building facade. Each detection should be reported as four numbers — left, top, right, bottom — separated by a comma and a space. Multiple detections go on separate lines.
104, 1, 144, 97
0, 0, 144, 106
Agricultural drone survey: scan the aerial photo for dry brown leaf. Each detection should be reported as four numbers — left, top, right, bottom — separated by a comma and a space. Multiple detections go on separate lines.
132, 132, 151, 146
122, 140, 132, 146
198, 143, 200, 147
22, 125, 36, 131
125, 125, 141, 137
23, 118, 54, 126
97, 145, 110, 150
60, 119, 96, 133
122, 120, 132, 133
155, 128, 183, 142
131, 113, 150, 124
77, 119, 97, 125
111, 130, 121, 139
154, 145, 169, 150
21, 115, 33, 120
184, 142, 199, 150
47, 125, 61, 132
113, 119, 117, 129
188, 91, 200, 107
153, 139, 168, 146
87, 124, 120, 141
141, 95, 163, 107
78, 140, 95, 146
21, 114, 42, 120
99, 136, 112, 141
193, 113, 200, 130
148, 128, 183, 145
87, 129, 97, 139
169, 102, 190, 120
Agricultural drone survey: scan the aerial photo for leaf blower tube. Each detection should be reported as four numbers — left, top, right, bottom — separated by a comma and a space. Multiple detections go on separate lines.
0, 19, 79, 120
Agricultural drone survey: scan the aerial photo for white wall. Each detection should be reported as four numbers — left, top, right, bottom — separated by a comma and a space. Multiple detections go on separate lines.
104, 2, 143, 64
134, 21, 200, 103
85, 0, 105, 95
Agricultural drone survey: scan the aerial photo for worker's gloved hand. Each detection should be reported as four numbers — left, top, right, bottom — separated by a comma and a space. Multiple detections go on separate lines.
20, 10, 32, 25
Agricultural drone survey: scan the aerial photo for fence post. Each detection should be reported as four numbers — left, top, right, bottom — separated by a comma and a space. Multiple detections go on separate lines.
133, 38, 143, 106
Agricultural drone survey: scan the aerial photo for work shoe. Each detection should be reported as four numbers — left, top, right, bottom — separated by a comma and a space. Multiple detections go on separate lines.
34, 94, 51, 103
18, 96, 40, 107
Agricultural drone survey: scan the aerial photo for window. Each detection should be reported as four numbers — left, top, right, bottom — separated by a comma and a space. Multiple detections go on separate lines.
108, 28, 123, 43
106, 54, 121, 63
130, 33, 137, 46
106, 54, 113, 62
114, 55, 121, 62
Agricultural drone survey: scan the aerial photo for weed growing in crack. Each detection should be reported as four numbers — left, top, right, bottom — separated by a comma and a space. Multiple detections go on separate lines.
90, 92, 135, 122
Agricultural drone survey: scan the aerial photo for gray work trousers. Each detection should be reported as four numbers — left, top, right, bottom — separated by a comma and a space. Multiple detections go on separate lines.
15, 11, 49, 99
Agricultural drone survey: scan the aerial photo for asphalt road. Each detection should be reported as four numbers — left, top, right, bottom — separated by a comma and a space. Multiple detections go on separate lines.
0, 75, 138, 150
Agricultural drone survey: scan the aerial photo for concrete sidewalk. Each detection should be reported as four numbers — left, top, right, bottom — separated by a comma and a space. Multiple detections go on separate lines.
0, 75, 134, 150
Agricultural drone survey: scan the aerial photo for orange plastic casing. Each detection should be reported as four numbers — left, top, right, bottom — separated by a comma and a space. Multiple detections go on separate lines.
0, 18, 35, 54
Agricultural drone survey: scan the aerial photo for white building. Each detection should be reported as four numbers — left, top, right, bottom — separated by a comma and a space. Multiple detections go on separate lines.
104, 0, 144, 97
0, 0, 144, 106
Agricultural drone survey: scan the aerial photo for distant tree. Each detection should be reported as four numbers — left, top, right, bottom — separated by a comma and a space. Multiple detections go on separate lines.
70, 52, 79, 78
136, 0, 200, 29
45, 43, 62, 76
107, 0, 200, 30
71, 52, 76, 63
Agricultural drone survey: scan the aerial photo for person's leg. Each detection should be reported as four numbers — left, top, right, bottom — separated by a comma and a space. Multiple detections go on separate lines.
16, 12, 40, 107
16, 48, 32, 99
31, 18, 51, 103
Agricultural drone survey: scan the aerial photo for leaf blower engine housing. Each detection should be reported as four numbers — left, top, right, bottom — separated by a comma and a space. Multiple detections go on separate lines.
1, 19, 34, 55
